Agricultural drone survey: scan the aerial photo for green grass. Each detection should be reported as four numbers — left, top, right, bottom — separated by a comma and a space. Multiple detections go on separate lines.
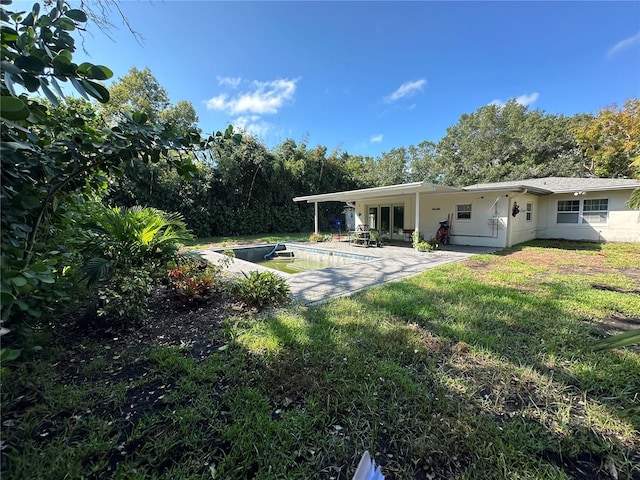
184, 232, 313, 249
2, 241, 639, 479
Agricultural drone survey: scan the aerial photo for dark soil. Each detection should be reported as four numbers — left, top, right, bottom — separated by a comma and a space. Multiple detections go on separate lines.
53, 286, 250, 385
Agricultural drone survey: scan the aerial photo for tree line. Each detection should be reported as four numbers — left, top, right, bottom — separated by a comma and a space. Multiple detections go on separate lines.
95, 69, 639, 238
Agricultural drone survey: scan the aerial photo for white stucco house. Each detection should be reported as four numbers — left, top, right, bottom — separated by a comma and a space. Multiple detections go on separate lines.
293, 177, 640, 247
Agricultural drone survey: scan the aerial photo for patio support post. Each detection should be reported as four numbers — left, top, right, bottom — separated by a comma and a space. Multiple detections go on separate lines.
314, 201, 319, 234
415, 192, 420, 239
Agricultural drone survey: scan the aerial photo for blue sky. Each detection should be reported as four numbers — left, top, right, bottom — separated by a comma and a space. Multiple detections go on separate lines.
67, 1, 640, 157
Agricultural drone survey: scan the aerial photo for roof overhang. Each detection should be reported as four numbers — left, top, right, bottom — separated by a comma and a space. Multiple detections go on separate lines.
463, 185, 552, 195
293, 182, 462, 203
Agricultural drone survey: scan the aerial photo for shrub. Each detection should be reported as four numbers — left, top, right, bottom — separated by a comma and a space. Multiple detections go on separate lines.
427, 237, 440, 249
82, 206, 192, 326
96, 267, 153, 325
414, 241, 433, 252
309, 233, 324, 242
232, 271, 290, 309
167, 259, 216, 303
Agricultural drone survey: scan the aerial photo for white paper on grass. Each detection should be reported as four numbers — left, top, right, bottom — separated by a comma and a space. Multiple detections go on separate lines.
352, 451, 384, 480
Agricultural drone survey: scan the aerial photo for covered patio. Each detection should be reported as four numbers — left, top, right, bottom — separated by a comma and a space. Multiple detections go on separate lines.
293, 181, 462, 242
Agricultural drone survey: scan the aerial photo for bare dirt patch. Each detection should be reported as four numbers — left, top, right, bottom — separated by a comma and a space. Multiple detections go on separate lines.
503, 249, 611, 275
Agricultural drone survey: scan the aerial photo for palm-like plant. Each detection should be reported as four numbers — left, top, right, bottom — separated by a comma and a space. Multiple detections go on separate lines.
81, 206, 192, 324
628, 188, 640, 210
84, 206, 192, 284
594, 329, 640, 351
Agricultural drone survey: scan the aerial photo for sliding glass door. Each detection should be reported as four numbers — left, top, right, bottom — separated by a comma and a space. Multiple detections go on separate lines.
367, 204, 405, 240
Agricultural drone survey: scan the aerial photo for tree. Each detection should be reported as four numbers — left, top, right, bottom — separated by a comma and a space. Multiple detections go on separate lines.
408, 141, 443, 183
0, 0, 236, 346
96, 66, 199, 136
97, 66, 168, 124
438, 100, 583, 186
572, 98, 640, 178
371, 147, 409, 186
160, 100, 199, 136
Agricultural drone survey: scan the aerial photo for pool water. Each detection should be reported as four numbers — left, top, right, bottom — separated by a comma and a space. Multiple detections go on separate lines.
256, 257, 336, 274
218, 244, 376, 274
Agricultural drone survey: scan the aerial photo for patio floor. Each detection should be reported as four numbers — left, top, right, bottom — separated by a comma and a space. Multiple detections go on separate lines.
199, 240, 500, 305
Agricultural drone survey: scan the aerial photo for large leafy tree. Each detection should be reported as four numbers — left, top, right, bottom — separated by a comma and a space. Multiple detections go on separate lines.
97, 66, 199, 135
408, 141, 442, 183
0, 0, 235, 344
97, 67, 162, 122
371, 147, 409, 186
438, 100, 583, 186
572, 98, 640, 179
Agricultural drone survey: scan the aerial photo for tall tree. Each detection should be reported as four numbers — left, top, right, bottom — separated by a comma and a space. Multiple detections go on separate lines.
408, 141, 443, 182
438, 100, 583, 186
572, 98, 640, 178
97, 66, 199, 135
372, 147, 409, 186
97, 66, 168, 124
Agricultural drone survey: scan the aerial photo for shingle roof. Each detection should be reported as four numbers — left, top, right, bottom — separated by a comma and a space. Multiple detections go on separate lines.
463, 177, 640, 194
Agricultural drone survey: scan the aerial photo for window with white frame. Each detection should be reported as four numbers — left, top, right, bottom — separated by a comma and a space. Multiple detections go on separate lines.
525, 202, 533, 222
557, 200, 580, 223
556, 199, 608, 225
582, 199, 609, 224
456, 204, 472, 220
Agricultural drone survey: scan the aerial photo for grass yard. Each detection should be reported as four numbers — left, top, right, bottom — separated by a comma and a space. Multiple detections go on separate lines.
2, 240, 639, 479
184, 233, 312, 250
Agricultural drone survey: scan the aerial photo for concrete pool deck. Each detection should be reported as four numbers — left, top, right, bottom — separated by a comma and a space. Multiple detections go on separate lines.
199, 241, 500, 305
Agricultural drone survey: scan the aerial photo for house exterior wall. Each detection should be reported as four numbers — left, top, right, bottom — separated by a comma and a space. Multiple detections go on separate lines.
350, 188, 638, 246
353, 195, 411, 230
427, 192, 509, 248
506, 193, 539, 246
536, 190, 640, 243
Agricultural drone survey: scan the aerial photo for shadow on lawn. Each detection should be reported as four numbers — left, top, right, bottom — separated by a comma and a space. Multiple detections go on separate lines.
239, 276, 639, 479
360, 279, 638, 474
4, 255, 637, 479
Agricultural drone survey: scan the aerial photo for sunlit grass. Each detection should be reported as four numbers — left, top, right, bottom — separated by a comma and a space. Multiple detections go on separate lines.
3, 240, 639, 479
184, 232, 312, 249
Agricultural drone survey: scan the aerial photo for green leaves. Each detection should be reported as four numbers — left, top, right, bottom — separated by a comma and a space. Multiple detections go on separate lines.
1, 0, 112, 109
14, 55, 45, 73
79, 79, 109, 103
77, 62, 113, 81
593, 329, 640, 351
64, 9, 87, 23
232, 271, 290, 309
1, 2, 208, 342
0, 96, 29, 120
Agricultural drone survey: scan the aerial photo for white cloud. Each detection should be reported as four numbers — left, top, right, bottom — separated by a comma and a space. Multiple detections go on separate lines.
490, 92, 539, 107
206, 94, 228, 110
205, 77, 299, 140
607, 31, 640, 57
385, 79, 427, 102
370, 134, 383, 143
515, 92, 539, 105
206, 78, 299, 115
216, 76, 242, 88
233, 115, 272, 138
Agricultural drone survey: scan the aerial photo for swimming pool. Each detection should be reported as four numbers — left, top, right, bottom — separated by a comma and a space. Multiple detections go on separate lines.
216, 244, 377, 275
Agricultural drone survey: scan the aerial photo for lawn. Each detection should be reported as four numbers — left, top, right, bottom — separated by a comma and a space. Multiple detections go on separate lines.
184, 232, 312, 249
2, 240, 639, 479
